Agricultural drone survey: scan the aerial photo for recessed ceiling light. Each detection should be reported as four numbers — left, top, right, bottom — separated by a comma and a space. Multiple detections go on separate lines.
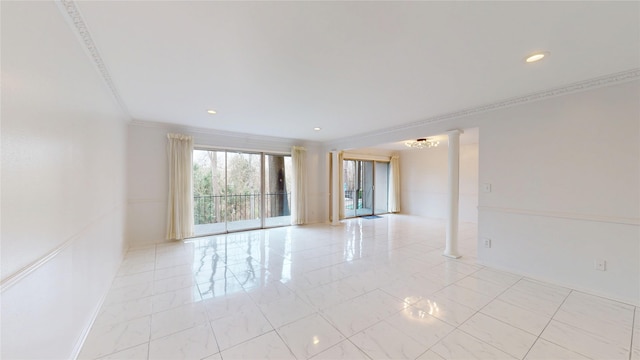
207, 109, 217, 115
525, 51, 549, 63
313, 127, 321, 131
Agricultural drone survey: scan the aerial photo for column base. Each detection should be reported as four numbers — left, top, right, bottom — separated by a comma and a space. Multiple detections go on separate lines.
442, 253, 462, 259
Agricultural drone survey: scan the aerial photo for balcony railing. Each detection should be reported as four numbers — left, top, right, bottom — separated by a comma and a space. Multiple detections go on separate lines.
194, 192, 291, 225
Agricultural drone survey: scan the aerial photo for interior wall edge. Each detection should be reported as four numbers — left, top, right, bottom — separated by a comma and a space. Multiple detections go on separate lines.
0, 204, 124, 291
323, 68, 640, 151
479, 206, 639, 226
475, 260, 640, 307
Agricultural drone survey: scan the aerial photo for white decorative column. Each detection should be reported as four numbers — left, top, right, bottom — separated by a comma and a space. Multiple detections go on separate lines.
444, 129, 463, 258
331, 151, 340, 225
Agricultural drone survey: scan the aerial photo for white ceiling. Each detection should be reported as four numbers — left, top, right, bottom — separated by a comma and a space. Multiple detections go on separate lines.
74, 1, 639, 143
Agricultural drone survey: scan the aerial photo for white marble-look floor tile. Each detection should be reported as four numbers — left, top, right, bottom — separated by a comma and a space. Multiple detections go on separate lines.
481, 299, 550, 336
277, 313, 345, 358
258, 295, 316, 328
435, 284, 494, 311
350, 320, 426, 360
497, 287, 564, 318
197, 276, 245, 300
320, 290, 404, 337
298, 279, 365, 310
219, 331, 295, 359
94, 296, 153, 327
149, 324, 219, 359
541, 319, 630, 359
379, 273, 444, 303
247, 281, 297, 305
633, 313, 640, 360
430, 329, 517, 360
153, 274, 198, 294
117, 261, 155, 277
469, 268, 521, 288
202, 352, 223, 360
80, 216, 634, 360
310, 340, 370, 360
416, 349, 446, 360
210, 304, 273, 351
202, 291, 254, 321
552, 291, 634, 346
459, 312, 537, 359
151, 285, 202, 313
103, 282, 153, 306
111, 270, 155, 289
507, 279, 570, 313
384, 306, 454, 348
150, 302, 208, 339
96, 343, 149, 360
454, 276, 509, 298
154, 264, 194, 281
79, 316, 151, 359
413, 295, 477, 327
525, 339, 591, 360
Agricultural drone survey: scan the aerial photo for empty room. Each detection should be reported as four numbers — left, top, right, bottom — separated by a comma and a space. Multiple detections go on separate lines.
2, 1, 639, 359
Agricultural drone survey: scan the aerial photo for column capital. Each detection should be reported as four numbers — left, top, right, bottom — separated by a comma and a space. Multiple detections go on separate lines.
446, 129, 464, 136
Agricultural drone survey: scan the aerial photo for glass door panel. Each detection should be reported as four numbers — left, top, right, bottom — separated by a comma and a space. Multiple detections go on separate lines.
357, 161, 374, 216
265, 154, 292, 227
226, 152, 262, 232
343, 160, 357, 218
343, 160, 375, 218
193, 150, 226, 236
374, 162, 389, 215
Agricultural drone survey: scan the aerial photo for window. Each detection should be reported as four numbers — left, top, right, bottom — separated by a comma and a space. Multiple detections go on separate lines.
193, 149, 291, 236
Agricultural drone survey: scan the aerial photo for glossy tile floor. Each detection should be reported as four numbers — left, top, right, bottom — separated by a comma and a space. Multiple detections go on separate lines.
79, 215, 639, 360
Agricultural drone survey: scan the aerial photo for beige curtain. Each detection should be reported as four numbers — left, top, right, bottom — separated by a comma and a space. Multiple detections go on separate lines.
166, 133, 194, 240
338, 151, 345, 219
291, 146, 307, 225
389, 155, 401, 213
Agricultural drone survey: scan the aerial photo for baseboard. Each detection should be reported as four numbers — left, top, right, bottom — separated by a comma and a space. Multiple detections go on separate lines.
475, 260, 639, 307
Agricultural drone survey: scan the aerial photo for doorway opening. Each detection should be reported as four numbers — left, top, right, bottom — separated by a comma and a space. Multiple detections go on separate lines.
343, 159, 389, 218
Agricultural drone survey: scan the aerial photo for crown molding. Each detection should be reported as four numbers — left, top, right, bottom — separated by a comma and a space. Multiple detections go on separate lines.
129, 119, 322, 149
326, 68, 640, 149
55, 0, 131, 119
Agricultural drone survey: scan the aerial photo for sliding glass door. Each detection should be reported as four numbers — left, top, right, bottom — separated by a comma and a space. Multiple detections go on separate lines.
226, 152, 261, 232
343, 159, 389, 218
374, 161, 389, 215
193, 149, 291, 236
193, 150, 226, 234
265, 154, 292, 227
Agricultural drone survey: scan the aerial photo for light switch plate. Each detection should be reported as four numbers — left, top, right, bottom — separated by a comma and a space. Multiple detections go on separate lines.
482, 183, 492, 193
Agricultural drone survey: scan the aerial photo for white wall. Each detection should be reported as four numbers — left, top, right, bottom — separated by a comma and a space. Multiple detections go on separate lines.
324, 80, 639, 305
400, 142, 479, 223
478, 80, 639, 304
126, 122, 325, 246
1, 2, 128, 359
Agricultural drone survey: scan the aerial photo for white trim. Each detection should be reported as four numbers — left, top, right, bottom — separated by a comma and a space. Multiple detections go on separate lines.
326, 69, 640, 149
127, 198, 164, 204
342, 152, 391, 162
71, 286, 111, 360
478, 206, 639, 226
475, 260, 640, 307
0, 206, 123, 292
54, 0, 131, 119
0, 238, 75, 292
194, 144, 291, 156
131, 119, 315, 147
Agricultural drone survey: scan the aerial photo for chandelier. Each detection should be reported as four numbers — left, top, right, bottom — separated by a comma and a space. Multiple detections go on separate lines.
405, 138, 439, 149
